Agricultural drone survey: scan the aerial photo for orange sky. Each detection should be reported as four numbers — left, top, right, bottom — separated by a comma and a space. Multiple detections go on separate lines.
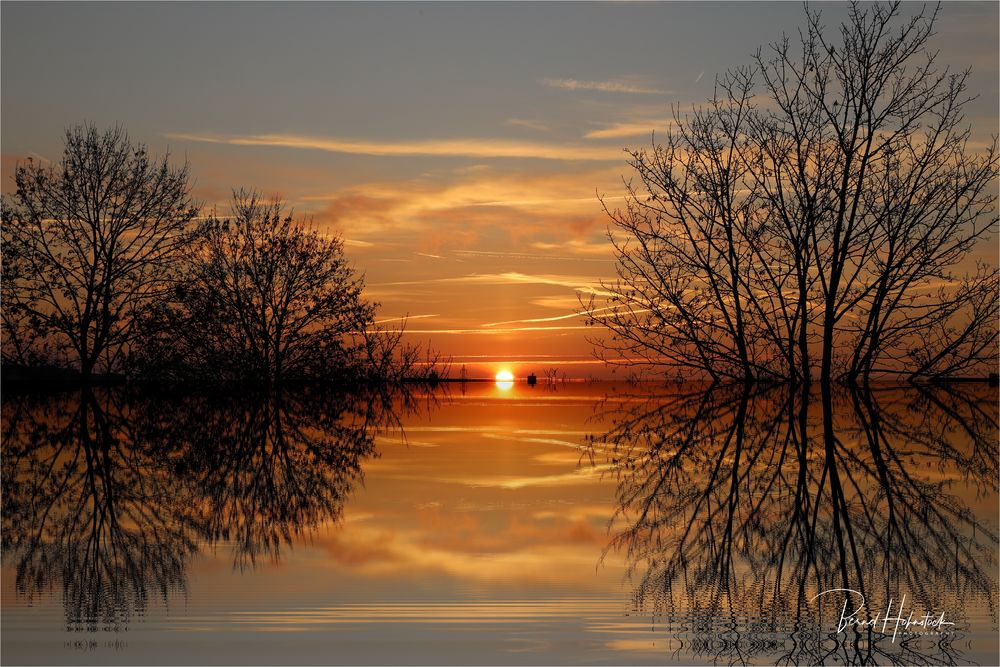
2, 3, 997, 379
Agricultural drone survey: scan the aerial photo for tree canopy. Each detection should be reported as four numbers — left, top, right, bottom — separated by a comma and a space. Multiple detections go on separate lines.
590, 2, 998, 386
2, 124, 197, 377
136, 190, 376, 388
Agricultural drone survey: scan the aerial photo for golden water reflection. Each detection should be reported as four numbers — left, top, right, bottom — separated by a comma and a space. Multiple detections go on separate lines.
1, 382, 997, 665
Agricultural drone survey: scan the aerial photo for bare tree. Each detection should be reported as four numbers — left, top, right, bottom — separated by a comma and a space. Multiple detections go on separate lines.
1, 124, 197, 380
590, 2, 998, 386
139, 189, 375, 387
756, 2, 999, 386
0, 229, 41, 367
359, 317, 451, 384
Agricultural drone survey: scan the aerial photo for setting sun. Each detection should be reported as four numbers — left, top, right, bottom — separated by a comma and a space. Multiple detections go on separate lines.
495, 370, 514, 390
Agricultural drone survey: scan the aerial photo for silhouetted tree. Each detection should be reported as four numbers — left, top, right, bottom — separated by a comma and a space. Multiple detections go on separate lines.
593, 71, 785, 385
359, 316, 451, 384
756, 2, 998, 387
590, 2, 998, 386
1, 124, 197, 379
138, 189, 375, 387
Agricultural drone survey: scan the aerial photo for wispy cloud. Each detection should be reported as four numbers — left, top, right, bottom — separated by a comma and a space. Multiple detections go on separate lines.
482, 312, 586, 327
381, 271, 612, 295
398, 326, 590, 335
540, 77, 668, 95
530, 295, 588, 311
530, 239, 618, 256
583, 119, 675, 140
344, 238, 375, 248
481, 305, 644, 328
454, 249, 612, 263
469, 196, 603, 208
503, 118, 551, 133
166, 132, 620, 162
301, 167, 621, 244
373, 313, 439, 325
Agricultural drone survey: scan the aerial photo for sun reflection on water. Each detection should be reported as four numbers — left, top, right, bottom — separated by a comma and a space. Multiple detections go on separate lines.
495, 370, 514, 390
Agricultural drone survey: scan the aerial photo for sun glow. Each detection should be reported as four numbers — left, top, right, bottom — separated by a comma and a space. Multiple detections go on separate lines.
495, 370, 514, 390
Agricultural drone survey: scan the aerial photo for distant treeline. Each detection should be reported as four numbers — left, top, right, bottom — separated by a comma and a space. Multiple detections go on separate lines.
1, 124, 442, 390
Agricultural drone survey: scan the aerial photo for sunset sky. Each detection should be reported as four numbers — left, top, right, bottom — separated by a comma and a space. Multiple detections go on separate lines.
3, 2, 997, 379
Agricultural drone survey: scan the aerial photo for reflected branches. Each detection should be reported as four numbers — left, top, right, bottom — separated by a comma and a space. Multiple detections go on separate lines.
596, 384, 998, 664
1, 390, 195, 631
1, 386, 416, 628
139, 390, 384, 570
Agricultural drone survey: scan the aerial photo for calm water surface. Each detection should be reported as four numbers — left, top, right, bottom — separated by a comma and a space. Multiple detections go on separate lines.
2, 382, 997, 665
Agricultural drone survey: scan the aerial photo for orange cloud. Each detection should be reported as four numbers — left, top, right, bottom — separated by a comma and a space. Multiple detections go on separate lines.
584, 119, 676, 140
381, 271, 611, 293
313, 192, 403, 236
166, 132, 622, 162
303, 168, 620, 252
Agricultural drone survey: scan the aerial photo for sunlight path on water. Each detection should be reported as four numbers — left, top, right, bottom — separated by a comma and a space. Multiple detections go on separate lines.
1, 382, 997, 665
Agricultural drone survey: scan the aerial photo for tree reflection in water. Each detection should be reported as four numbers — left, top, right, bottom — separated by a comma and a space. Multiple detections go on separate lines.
1, 386, 405, 630
597, 384, 998, 665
